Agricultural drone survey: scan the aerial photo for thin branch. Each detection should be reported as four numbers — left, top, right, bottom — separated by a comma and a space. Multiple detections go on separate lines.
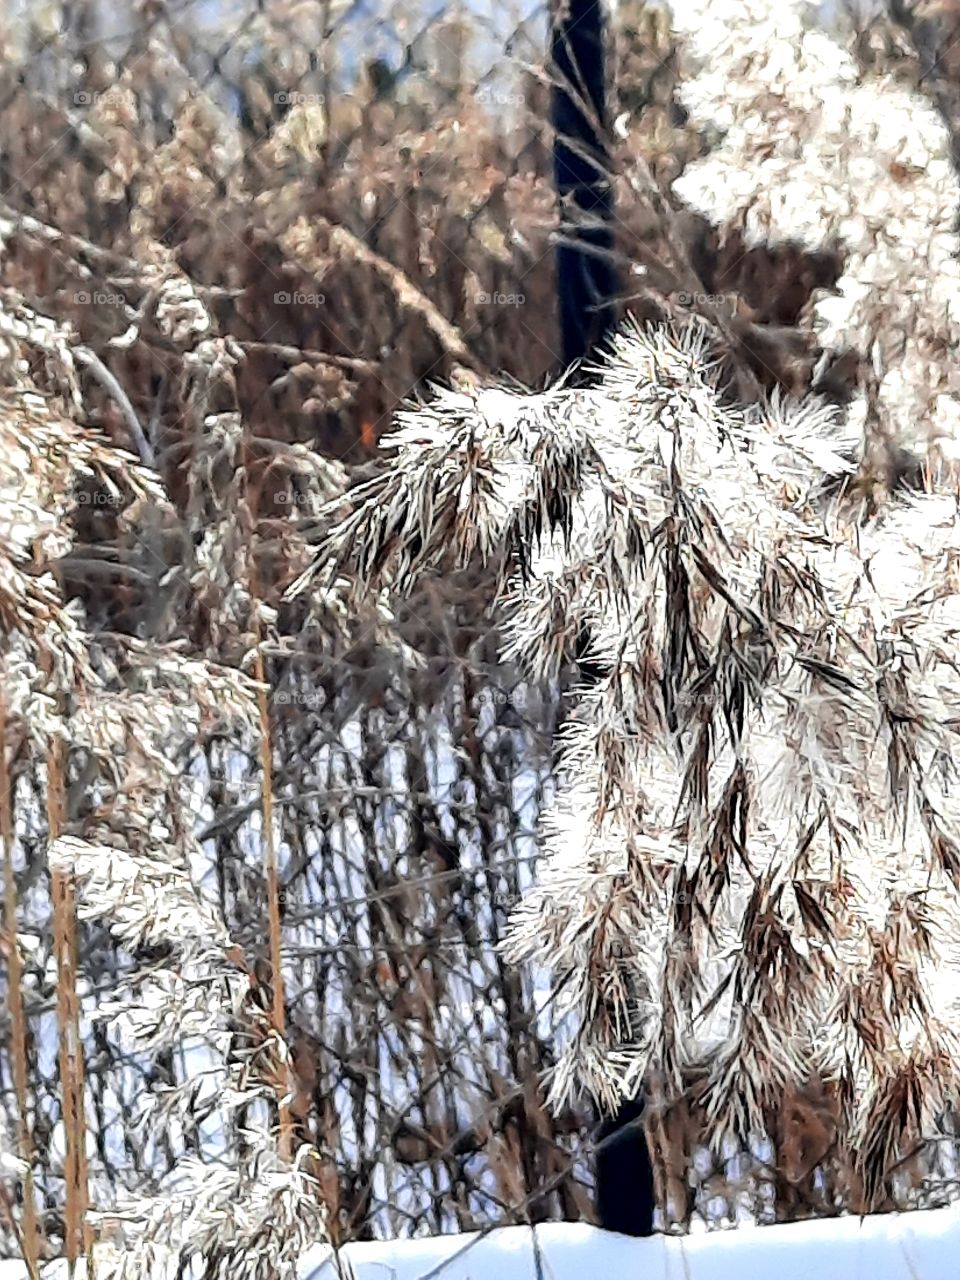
74, 345, 156, 468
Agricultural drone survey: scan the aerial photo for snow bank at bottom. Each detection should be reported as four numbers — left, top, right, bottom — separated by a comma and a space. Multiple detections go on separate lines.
2, 1206, 958, 1280
301, 1207, 960, 1280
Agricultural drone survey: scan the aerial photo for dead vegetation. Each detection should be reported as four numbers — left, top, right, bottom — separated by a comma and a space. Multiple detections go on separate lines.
2, 0, 960, 1272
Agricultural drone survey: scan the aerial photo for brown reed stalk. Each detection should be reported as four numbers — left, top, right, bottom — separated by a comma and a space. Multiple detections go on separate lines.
251, 592, 294, 1161
237, 375, 295, 1159
65, 861, 93, 1273
46, 726, 91, 1271
48, 730, 77, 1267
0, 689, 42, 1279
315, 220, 483, 375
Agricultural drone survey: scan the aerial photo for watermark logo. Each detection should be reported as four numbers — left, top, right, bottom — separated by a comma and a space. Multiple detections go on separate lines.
274, 290, 325, 306
275, 91, 326, 107
675, 291, 732, 308
475, 291, 525, 308
274, 689, 325, 708
675, 688, 719, 709
75, 490, 125, 507
474, 686, 533, 714
74, 290, 126, 307
476, 88, 526, 107
73, 87, 129, 108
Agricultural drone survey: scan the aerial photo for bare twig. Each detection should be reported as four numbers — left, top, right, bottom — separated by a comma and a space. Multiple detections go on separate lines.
74, 345, 156, 468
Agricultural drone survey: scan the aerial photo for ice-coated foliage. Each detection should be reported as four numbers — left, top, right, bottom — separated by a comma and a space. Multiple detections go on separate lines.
670, 0, 960, 463
307, 322, 960, 1210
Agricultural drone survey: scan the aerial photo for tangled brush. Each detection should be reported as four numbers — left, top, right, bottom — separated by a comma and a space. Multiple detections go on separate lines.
299, 320, 960, 1213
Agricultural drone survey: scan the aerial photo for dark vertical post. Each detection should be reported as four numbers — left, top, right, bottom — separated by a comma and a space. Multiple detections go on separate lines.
595, 1098, 656, 1236
550, 0, 618, 367
551, 3, 653, 1233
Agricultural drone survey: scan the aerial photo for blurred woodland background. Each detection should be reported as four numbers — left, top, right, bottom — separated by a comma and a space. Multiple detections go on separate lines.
3, 0, 960, 1275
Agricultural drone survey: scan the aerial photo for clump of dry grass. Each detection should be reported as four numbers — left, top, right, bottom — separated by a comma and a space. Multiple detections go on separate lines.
0, 1, 559, 474
0, 282, 340, 1273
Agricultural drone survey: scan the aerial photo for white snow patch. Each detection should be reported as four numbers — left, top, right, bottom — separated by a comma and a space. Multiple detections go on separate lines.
298, 1210, 960, 1280
5, 1210, 959, 1280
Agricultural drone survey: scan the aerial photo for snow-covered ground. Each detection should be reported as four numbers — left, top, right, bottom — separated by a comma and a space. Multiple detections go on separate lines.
299, 1210, 960, 1280
4, 1208, 958, 1280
